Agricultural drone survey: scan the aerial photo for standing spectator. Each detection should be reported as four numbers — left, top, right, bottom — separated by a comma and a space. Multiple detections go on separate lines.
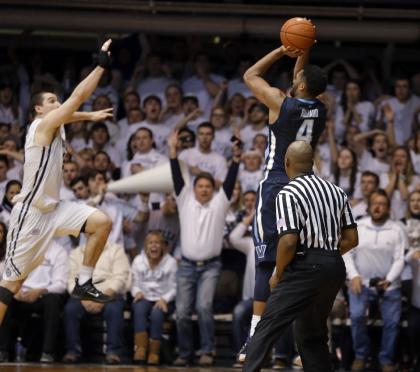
252, 133, 268, 158
63, 241, 131, 365
131, 231, 177, 365
0, 241, 68, 363
183, 52, 225, 118
331, 148, 361, 199
173, 94, 207, 132
179, 122, 227, 187
83, 70, 118, 114
168, 131, 241, 366
0, 180, 21, 226
377, 78, 420, 145
88, 122, 121, 168
0, 82, 22, 132
161, 83, 185, 128
238, 149, 263, 193
0, 155, 10, 201
210, 106, 232, 158
60, 161, 79, 201
356, 130, 391, 176
334, 80, 375, 142
403, 191, 420, 371
0, 136, 23, 181
91, 95, 119, 143
381, 146, 420, 220
410, 130, 420, 174
226, 93, 245, 129
117, 91, 141, 134
351, 171, 379, 220
228, 56, 254, 98
344, 190, 406, 372
176, 127, 196, 153
240, 103, 268, 150
66, 121, 88, 153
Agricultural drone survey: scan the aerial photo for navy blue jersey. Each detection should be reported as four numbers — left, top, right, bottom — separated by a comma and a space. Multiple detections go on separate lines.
264, 96, 326, 173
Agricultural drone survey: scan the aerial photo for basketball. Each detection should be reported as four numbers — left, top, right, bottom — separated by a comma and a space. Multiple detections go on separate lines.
280, 17, 316, 50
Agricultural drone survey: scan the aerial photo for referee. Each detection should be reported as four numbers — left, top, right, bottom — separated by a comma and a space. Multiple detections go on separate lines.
243, 141, 359, 372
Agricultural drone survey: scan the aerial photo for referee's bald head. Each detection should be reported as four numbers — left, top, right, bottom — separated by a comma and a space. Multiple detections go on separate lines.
285, 141, 314, 179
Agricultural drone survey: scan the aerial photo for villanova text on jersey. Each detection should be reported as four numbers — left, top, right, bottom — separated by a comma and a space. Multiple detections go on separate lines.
265, 97, 327, 173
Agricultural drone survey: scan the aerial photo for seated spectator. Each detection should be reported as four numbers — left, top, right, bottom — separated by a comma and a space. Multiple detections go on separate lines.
0, 180, 21, 225
131, 231, 177, 365
381, 146, 420, 220
88, 122, 121, 168
0, 241, 68, 363
0, 82, 22, 131
83, 69, 118, 114
117, 91, 141, 134
174, 94, 207, 132
0, 136, 23, 181
63, 241, 130, 365
240, 103, 269, 150
351, 171, 379, 220
252, 133, 268, 158
182, 51, 225, 118
239, 149, 263, 193
91, 94, 119, 143
160, 83, 184, 128
210, 106, 232, 158
410, 130, 420, 174
66, 121, 88, 153
343, 190, 406, 372
93, 151, 115, 180
75, 148, 95, 176
0, 155, 10, 200
226, 93, 245, 128
227, 55, 253, 99
334, 80, 375, 142
0, 123, 11, 142
176, 127, 196, 153
377, 77, 420, 146
60, 161, 79, 201
403, 190, 420, 371
331, 148, 361, 199
179, 122, 227, 187
168, 131, 241, 366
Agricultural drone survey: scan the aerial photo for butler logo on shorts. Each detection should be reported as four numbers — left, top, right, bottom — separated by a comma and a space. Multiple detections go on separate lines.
256, 244, 267, 259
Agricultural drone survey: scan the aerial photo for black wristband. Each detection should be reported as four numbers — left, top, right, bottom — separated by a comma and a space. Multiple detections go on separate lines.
98, 50, 111, 68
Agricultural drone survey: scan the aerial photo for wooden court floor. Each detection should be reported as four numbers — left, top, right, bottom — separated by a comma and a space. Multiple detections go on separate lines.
0, 363, 296, 371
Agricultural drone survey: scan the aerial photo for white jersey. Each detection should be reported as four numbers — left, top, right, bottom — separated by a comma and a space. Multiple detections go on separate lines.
13, 118, 65, 212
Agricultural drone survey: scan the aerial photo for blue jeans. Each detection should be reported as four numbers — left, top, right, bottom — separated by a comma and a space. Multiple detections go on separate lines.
132, 299, 175, 340
176, 258, 221, 359
349, 287, 401, 365
232, 299, 252, 353
64, 296, 125, 356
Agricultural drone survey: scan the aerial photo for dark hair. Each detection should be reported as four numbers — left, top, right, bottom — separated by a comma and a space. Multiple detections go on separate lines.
86, 169, 103, 182
197, 122, 215, 135
0, 221, 7, 262
165, 83, 184, 97
135, 126, 154, 139
0, 155, 9, 168
182, 95, 199, 106
361, 171, 379, 188
90, 122, 110, 142
243, 190, 257, 198
178, 127, 196, 143
5, 179, 21, 193
368, 189, 391, 209
143, 95, 162, 108
302, 65, 327, 97
127, 133, 136, 161
70, 176, 87, 188
94, 150, 111, 163
30, 91, 48, 119
193, 172, 215, 189
124, 91, 140, 102
340, 79, 362, 112
334, 148, 358, 197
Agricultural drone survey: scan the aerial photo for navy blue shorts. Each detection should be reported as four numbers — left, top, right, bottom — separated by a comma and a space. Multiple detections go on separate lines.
252, 171, 289, 265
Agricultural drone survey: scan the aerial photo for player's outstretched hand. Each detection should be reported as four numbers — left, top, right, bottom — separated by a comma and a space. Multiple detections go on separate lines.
283, 46, 305, 58
90, 108, 113, 122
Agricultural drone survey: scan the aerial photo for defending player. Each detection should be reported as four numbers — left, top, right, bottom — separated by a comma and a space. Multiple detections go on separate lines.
0, 39, 116, 325
238, 45, 328, 361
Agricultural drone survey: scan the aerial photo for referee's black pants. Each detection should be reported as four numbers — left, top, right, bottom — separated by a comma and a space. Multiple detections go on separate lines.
243, 250, 346, 372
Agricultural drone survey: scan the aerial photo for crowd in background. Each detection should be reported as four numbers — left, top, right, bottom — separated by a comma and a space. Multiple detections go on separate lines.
0, 34, 419, 370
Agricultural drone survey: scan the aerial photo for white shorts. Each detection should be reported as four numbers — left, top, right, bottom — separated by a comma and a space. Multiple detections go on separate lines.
3, 200, 97, 281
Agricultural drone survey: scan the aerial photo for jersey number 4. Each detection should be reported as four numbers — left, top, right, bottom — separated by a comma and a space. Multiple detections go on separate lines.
296, 119, 314, 142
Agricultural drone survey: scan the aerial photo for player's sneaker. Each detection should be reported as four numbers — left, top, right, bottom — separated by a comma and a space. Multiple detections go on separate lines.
71, 278, 114, 303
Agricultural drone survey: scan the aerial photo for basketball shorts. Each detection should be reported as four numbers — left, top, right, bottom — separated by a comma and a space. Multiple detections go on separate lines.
3, 201, 96, 281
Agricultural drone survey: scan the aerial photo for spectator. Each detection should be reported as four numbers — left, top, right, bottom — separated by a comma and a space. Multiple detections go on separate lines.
176, 127, 196, 153
66, 121, 88, 153
410, 130, 420, 174
240, 103, 268, 150
239, 149, 264, 193
377, 78, 420, 145
403, 190, 420, 371
60, 161, 79, 201
0, 221, 7, 277
0, 82, 22, 132
381, 146, 420, 220
0, 180, 21, 225
93, 151, 114, 180
168, 131, 241, 366
88, 122, 121, 168
160, 83, 184, 128
228, 55, 253, 98
83, 69, 118, 114
210, 106, 232, 158
252, 133, 268, 158
179, 122, 228, 187
63, 241, 131, 365
182, 51, 225, 118
351, 171, 379, 220
91, 94, 119, 142
226, 93, 245, 128
174, 94, 207, 132
117, 91, 141, 133
344, 190, 406, 372
0, 155, 10, 200
0, 136, 23, 181
0, 241, 68, 363
331, 148, 361, 199
224, 182, 244, 250
334, 80, 375, 142
131, 231, 177, 365
75, 148, 95, 175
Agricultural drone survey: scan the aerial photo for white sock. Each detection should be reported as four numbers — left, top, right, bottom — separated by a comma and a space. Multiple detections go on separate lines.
78, 265, 93, 285
249, 315, 261, 337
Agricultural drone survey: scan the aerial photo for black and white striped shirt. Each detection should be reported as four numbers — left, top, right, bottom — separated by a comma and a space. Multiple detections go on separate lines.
275, 173, 357, 251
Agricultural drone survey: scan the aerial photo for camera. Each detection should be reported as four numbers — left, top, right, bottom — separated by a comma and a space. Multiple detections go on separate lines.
369, 277, 385, 296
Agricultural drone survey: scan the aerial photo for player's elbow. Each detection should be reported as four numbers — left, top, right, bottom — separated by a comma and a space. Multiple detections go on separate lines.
342, 227, 359, 250
243, 68, 256, 83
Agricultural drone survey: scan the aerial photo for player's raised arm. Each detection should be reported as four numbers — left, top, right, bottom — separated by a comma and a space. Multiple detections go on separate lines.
36, 39, 112, 141
243, 46, 303, 117
293, 48, 310, 82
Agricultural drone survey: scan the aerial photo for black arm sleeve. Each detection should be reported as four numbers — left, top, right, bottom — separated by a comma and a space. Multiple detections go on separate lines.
222, 161, 240, 200
170, 158, 185, 196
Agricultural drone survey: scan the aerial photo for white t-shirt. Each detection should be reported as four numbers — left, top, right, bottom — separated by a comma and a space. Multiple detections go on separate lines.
121, 149, 168, 178
213, 127, 233, 158
60, 185, 74, 201
378, 95, 420, 145
83, 85, 119, 114
359, 150, 390, 176
0, 104, 23, 126
178, 147, 227, 183
351, 200, 368, 220
182, 73, 225, 117
239, 168, 263, 193
7, 163, 22, 181
410, 150, 420, 175
240, 125, 268, 150
334, 101, 375, 142
137, 76, 172, 105
126, 120, 171, 155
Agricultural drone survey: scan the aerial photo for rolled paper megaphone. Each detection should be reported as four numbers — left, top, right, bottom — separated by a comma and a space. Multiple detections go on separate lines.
107, 160, 190, 194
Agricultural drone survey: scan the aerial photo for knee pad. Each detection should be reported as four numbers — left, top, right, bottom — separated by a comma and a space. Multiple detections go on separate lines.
253, 261, 276, 302
0, 286, 14, 306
